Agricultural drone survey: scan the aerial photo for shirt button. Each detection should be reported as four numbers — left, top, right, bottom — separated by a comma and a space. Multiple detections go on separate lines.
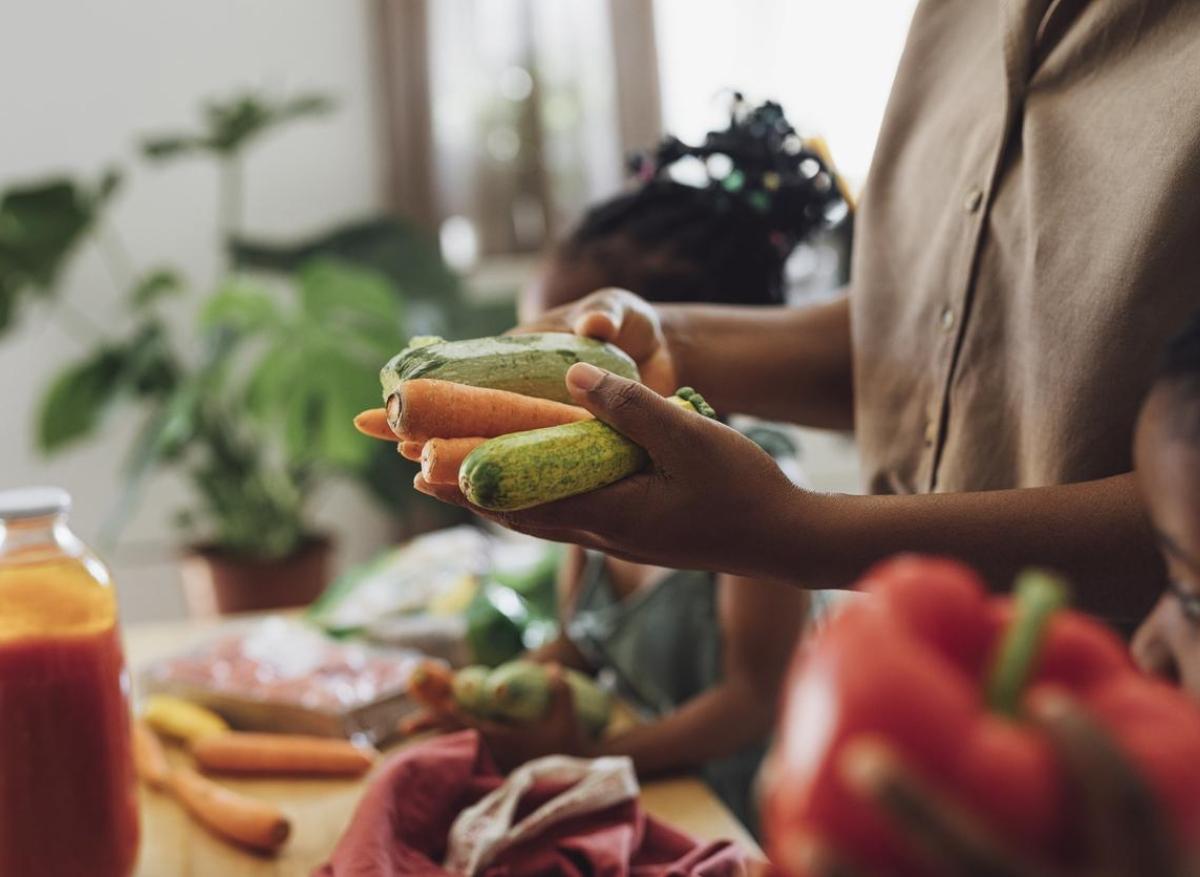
939, 306, 956, 332
924, 419, 938, 446
963, 187, 984, 214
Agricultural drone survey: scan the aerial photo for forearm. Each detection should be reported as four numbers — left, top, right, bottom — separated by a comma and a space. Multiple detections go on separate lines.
780, 473, 1161, 621
659, 293, 854, 429
593, 682, 775, 777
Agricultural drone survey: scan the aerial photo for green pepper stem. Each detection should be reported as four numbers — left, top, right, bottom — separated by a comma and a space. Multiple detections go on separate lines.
985, 570, 1069, 717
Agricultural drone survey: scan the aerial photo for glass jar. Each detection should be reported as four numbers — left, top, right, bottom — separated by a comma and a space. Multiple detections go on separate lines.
0, 487, 139, 876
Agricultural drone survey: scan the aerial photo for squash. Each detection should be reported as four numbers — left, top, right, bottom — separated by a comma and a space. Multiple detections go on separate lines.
459, 388, 716, 511
380, 333, 639, 405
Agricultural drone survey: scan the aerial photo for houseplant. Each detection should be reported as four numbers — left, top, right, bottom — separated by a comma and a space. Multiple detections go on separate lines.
0, 91, 450, 613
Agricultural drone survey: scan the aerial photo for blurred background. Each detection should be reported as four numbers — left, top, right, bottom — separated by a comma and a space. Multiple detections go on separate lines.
0, 0, 916, 622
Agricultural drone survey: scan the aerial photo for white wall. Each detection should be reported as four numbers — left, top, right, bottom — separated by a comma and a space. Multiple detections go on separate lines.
0, 0, 394, 621
654, 0, 918, 190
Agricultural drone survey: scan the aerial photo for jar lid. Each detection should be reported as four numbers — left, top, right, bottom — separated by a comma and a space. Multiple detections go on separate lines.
0, 486, 71, 520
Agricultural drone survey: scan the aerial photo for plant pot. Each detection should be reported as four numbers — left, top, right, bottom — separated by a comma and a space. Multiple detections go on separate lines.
180, 536, 333, 617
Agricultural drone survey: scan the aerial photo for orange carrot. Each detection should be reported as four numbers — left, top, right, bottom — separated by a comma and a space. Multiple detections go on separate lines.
191, 732, 377, 777
170, 765, 291, 852
387, 379, 591, 441
399, 440, 424, 462
132, 719, 171, 792
354, 407, 400, 442
408, 660, 456, 712
422, 437, 487, 484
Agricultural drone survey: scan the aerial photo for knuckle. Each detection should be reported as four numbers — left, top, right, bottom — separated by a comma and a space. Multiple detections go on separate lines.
607, 379, 644, 413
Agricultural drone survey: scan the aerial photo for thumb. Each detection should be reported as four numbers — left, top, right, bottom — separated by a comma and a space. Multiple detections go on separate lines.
565, 363, 691, 449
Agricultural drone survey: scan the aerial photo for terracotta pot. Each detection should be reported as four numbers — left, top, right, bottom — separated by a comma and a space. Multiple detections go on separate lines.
180, 536, 332, 617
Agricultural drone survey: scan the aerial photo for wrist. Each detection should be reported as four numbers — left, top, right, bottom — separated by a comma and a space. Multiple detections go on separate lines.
752, 485, 854, 589
656, 304, 692, 387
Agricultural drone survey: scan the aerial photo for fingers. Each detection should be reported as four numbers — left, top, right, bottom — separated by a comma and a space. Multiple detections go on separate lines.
414, 464, 662, 543
839, 737, 1050, 877
1029, 691, 1185, 877
565, 363, 692, 449
572, 300, 625, 342
544, 665, 576, 725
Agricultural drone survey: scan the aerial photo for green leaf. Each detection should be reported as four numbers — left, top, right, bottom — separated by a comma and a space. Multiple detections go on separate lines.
0, 179, 95, 288
0, 172, 118, 335
200, 279, 280, 332
142, 90, 335, 161
295, 259, 404, 356
141, 135, 210, 162
36, 348, 128, 452
122, 321, 180, 397
130, 268, 184, 309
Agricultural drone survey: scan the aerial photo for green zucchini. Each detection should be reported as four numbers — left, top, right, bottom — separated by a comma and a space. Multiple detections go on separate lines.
484, 660, 612, 737
459, 388, 716, 511
380, 333, 639, 405
451, 665, 493, 717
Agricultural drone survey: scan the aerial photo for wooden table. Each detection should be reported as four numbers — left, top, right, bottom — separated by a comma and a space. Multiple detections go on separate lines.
125, 617, 761, 875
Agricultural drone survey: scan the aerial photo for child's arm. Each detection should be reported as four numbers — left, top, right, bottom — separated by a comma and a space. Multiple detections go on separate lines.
524, 544, 594, 672
592, 573, 808, 775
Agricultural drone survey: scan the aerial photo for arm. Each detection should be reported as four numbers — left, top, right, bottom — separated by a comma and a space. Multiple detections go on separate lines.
659, 294, 854, 429
524, 544, 594, 671
521, 287, 855, 429
592, 574, 808, 776
418, 370, 1163, 620
801, 474, 1163, 621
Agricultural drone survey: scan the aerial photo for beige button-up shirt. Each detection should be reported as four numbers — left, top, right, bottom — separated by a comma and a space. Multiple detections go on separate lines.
852, 0, 1200, 495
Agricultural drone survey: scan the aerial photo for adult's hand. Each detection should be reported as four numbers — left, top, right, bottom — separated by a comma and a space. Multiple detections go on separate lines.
793, 693, 1198, 877
514, 287, 678, 394
415, 363, 812, 583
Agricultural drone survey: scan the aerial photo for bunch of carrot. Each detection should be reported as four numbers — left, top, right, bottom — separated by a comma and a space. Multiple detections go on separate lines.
136, 696, 378, 854
353, 378, 592, 485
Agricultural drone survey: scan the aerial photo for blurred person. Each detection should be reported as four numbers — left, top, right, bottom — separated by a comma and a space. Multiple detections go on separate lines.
416, 1, 1200, 627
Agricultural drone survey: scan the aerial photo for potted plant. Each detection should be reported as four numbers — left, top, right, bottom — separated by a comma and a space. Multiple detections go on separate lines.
0, 91, 440, 614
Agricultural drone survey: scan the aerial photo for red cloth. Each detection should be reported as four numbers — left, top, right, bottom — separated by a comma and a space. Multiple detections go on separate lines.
315, 731, 753, 876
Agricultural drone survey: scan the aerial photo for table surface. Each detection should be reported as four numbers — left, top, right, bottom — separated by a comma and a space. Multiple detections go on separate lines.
125, 615, 762, 876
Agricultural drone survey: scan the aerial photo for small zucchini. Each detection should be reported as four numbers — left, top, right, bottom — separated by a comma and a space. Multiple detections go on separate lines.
459, 388, 716, 511
380, 333, 639, 404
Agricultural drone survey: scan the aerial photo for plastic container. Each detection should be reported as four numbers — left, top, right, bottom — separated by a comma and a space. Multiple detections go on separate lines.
141, 616, 423, 745
0, 487, 138, 876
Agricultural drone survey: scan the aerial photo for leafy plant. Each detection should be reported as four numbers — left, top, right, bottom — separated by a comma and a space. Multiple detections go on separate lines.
0, 90, 448, 560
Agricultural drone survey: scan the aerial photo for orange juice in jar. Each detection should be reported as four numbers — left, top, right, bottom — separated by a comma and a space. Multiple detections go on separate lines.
0, 487, 138, 876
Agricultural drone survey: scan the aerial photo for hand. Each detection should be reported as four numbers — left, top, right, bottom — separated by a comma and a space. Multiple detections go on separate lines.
415, 363, 811, 582
513, 287, 678, 394
412, 666, 593, 773
794, 694, 1198, 877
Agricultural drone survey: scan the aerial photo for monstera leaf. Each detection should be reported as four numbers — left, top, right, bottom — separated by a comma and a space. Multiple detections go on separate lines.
0, 171, 121, 333
142, 92, 334, 160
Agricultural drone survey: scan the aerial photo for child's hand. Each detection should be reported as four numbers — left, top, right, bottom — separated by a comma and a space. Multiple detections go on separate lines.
444, 666, 594, 773
512, 287, 678, 395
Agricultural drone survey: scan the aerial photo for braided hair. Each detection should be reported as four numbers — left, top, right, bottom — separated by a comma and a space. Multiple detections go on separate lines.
557, 96, 850, 307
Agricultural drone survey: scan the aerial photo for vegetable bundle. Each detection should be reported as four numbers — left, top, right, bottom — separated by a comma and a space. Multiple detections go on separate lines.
409, 659, 612, 738
762, 555, 1200, 876
355, 333, 717, 510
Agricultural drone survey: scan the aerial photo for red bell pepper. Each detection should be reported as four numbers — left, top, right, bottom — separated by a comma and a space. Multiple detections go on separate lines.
762, 554, 1200, 876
